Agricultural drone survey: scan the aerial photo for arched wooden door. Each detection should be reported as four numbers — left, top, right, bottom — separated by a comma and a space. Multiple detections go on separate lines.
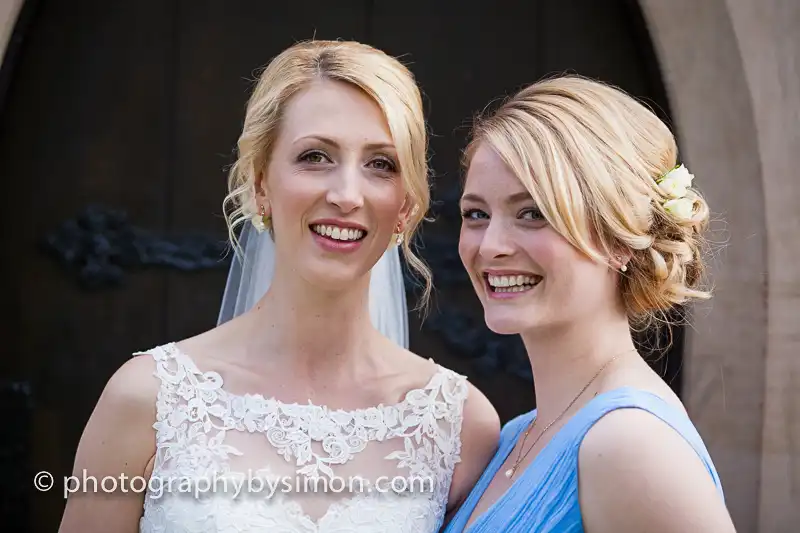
0, 1, 678, 531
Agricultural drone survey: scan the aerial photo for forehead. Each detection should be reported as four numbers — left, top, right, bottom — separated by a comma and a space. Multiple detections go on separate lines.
463, 143, 532, 200
279, 78, 394, 146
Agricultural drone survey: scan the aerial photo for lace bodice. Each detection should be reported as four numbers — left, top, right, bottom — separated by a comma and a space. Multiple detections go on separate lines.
135, 343, 468, 533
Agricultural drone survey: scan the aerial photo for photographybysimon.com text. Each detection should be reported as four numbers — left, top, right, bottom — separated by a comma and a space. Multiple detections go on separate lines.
34, 469, 436, 500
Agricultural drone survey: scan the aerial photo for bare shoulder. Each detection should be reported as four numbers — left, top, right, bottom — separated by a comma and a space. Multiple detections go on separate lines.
578, 407, 735, 533
103, 353, 162, 407
59, 354, 162, 532
461, 381, 501, 438
80, 353, 161, 460
458, 379, 501, 465
447, 379, 500, 512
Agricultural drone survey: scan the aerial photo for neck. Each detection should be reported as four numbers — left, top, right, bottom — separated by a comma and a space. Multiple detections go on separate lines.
244, 262, 377, 381
520, 309, 636, 422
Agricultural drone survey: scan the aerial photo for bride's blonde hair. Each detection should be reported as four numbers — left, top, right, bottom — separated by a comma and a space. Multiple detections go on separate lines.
465, 75, 712, 328
223, 40, 432, 304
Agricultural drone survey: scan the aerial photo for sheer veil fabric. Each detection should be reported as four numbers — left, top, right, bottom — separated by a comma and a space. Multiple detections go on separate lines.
217, 224, 410, 348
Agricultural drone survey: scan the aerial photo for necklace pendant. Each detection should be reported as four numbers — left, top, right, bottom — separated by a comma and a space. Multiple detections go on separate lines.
505, 467, 515, 478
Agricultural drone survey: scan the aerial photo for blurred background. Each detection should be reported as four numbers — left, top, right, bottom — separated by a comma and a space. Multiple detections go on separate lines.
0, 1, 796, 532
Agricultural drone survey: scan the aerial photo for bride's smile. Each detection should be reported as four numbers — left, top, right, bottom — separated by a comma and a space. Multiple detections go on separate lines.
253, 77, 411, 288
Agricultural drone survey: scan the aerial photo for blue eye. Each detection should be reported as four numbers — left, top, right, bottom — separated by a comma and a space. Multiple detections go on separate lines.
461, 208, 488, 220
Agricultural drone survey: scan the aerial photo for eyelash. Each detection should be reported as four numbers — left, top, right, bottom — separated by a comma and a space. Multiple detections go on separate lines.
298, 150, 398, 173
298, 150, 330, 165
461, 208, 488, 220
460, 208, 544, 221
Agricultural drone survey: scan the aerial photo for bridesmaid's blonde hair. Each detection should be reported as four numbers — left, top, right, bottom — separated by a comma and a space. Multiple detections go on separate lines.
465, 75, 712, 328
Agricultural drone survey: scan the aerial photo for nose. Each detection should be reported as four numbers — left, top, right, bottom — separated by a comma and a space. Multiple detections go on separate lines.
326, 163, 364, 213
479, 217, 515, 259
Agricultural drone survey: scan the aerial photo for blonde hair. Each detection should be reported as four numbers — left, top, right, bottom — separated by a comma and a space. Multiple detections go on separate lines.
223, 40, 432, 305
465, 75, 711, 328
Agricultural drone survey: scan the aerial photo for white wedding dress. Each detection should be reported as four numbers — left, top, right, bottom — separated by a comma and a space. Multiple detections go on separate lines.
135, 342, 468, 533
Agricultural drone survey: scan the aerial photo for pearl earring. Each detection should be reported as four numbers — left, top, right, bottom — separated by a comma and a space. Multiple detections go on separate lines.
251, 204, 271, 233
620, 264, 628, 273
392, 222, 404, 246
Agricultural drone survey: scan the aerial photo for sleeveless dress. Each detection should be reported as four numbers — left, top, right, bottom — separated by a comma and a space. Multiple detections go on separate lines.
134, 342, 469, 533
442, 387, 725, 532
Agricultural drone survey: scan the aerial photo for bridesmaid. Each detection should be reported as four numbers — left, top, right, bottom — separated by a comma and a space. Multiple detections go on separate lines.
444, 76, 736, 532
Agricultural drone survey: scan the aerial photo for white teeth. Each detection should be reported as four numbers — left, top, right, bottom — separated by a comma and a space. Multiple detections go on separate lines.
311, 224, 365, 241
493, 286, 528, 293
487, 274, 540, 288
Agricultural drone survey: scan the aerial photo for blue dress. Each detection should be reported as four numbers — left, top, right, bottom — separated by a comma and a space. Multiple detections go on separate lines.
443, 387, 724, 532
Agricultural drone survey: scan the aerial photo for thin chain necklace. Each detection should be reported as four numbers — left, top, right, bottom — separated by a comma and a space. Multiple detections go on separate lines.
504, 349, 635, 479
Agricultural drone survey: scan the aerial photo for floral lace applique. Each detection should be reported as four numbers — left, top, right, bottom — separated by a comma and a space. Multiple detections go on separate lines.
136, 343, 469, 533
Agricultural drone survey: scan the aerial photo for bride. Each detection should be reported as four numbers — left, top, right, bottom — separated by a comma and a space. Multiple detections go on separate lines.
58, 40, 499, 533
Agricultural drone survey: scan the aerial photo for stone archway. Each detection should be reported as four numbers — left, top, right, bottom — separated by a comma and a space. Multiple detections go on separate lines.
641, 1, 800, 531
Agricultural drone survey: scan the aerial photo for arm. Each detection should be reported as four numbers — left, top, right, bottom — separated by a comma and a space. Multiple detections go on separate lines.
446, 382, 501, 516
58, 355, 160, 533
578, 408, 736, 533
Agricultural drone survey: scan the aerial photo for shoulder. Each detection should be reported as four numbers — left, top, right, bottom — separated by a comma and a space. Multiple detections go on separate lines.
578, 407, 734, 533
460, 380, 501, 468
101, 352, 163, 412
59, 354, 162, 530
458, 380, 501, 447
81, 353, 163, 448
447, 379, 500, 511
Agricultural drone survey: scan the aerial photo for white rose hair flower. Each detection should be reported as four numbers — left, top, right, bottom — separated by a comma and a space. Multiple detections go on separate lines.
655, 164, 696, 221
663, 197, 695, 219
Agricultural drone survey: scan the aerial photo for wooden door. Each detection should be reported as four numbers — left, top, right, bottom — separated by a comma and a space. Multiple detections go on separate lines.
366, 0, 682, 424
0, 1, 679, 531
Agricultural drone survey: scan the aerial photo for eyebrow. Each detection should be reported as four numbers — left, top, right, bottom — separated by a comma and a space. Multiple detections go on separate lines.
460, 191, 533, 205
293, 134, 395, 152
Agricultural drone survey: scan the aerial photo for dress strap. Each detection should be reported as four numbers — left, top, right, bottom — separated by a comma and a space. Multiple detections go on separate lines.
411, 365, 470, 510
562, 387, 724, 498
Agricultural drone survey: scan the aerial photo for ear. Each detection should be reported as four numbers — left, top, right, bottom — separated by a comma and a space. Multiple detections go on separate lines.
254, 170, 270, 214
396, 195, 417, 232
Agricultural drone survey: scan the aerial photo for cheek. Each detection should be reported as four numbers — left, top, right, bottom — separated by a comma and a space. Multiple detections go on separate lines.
544, 240, 610, 305
366, 180, 405, 226
523, 231, 583, 295
458, 227, 481, 269
518, 230, 560, 271
266, 167, 318, 216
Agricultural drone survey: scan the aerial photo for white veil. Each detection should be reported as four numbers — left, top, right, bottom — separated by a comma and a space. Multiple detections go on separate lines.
217, 223, 409, 348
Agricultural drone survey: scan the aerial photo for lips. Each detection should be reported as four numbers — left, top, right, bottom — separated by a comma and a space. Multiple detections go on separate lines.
308, 219, 369, 254
310, 223, 366, 242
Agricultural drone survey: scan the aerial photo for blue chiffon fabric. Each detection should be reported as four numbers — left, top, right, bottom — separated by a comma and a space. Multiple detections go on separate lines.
443, 387, 724, 532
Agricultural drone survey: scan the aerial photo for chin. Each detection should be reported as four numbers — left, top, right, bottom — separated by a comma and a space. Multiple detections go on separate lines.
300, 235, 378, 285
482, 309, 531, 335
303, 261, 366, 289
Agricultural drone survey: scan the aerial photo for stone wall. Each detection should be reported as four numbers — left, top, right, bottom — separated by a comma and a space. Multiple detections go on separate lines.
641, 0, 799, 531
